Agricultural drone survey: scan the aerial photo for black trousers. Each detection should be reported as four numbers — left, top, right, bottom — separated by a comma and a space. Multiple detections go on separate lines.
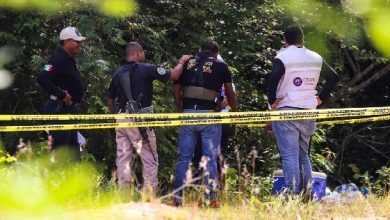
43, 99, 80, 161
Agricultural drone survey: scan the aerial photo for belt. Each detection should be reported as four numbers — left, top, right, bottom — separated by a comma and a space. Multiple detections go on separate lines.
49, 95, 78, 108
119, 106, 154, 113
182, 104, 215, 110
183, 86, 219, 101
279, 106, 307, 110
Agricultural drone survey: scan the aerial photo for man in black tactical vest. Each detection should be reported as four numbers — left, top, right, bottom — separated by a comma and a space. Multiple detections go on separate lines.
172, 41, 238, 207
108, 42, 190, 193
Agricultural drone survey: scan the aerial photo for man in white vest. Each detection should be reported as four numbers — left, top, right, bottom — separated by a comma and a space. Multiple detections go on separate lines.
267, 25, 339, 195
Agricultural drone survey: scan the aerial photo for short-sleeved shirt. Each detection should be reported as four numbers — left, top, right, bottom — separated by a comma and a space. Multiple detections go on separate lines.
176, 51, 232, 106
108, 61, 171, 110
37, 47, 85, 102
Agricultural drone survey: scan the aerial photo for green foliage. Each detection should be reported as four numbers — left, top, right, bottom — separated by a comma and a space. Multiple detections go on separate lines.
225, 167, 239, 193
0, 149, 148, 218
0, 0, 390, 202
0, 148, 16, 164
353, 165, 390, 197
341, 0, 390, 58
0, 1, 300, 181
1, 157, 93, 214
375, 166, 390, 195
310, 127, 336, 174
0, 0, 138, 17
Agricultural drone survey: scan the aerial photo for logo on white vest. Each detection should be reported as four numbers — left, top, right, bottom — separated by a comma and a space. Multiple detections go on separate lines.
293, 77, 303, 86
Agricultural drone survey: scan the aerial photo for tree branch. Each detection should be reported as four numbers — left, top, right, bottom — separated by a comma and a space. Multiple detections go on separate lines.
352, 64, 390, 92
337, 126, 369, 177
324, 64, 390, 107
365, 139, 389, 147
357, 138, 390, 160
370, 125, 390, 130
349, 63, 377, 86
342, 47, 358, 74
354, 135, 389, 146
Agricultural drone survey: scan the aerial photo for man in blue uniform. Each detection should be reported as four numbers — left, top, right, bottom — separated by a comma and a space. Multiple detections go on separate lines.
37, 27, 86, 160
173, 41, 238, 206
267, 25, 339, 195
108, 41, 190, 193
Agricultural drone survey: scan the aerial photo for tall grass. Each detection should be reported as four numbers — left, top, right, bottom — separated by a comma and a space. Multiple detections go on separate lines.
1, 147, 390, 219
0, 147, 139, 219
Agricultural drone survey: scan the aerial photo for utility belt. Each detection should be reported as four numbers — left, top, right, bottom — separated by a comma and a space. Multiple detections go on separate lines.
182, 96, 218, 111
182, 103, 216, 110
118, 105, 154, 114
183, 86, 219, 101
49, 95, 79, 110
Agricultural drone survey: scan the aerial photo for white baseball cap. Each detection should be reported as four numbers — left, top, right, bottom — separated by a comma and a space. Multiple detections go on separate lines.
59, 27, 86, 41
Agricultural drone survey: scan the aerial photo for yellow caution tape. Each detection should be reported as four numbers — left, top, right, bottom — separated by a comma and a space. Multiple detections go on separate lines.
318, 115, 390, 125
0, 117, 278, 132
242, 115, 390, 128
1, 106, 390, 121
1, 115, 390, 132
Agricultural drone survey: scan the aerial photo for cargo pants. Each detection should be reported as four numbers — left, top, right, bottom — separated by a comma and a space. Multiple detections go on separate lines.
115, 118, 158, 193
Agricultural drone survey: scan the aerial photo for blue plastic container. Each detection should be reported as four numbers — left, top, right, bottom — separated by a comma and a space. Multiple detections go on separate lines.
273, 170, 327, 201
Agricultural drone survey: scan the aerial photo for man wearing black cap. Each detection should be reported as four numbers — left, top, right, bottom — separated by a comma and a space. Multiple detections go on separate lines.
37, 26, 86, 160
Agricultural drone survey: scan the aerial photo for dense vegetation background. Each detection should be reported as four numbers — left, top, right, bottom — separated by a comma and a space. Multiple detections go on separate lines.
1, 0, 390, 195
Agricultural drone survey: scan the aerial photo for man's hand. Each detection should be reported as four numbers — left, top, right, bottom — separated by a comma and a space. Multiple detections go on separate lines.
63, 90, 72, 106
266, 98, 281, 133
271, 98, 281, 110
316, 97, 323, 106
224, 83, 238, 112
171, 55, 192, 81
221, 97, 229, 109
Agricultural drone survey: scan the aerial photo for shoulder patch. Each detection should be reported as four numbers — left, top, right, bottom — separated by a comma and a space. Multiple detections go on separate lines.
187, 59, 196, 70
43, 65, 53, 72
157, 67, 166, 75
202, 61, 213, 74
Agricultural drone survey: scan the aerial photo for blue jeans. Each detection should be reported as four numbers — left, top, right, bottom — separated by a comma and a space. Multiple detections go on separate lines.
174, 109, 221, 204
43, 99, 80, 160
272, 107, 316, 194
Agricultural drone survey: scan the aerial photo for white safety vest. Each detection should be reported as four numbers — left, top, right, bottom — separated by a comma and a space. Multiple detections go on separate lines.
275, 45, 323, 109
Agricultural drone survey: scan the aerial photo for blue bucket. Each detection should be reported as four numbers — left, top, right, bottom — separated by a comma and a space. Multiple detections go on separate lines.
273, 170, 327, 201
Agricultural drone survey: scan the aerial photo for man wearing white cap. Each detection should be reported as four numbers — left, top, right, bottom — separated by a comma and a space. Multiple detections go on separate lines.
37, 26, 86, 161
